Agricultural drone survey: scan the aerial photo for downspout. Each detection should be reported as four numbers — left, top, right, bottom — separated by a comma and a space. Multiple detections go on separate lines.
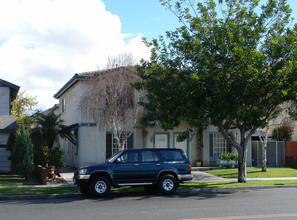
150, 120, 159, 142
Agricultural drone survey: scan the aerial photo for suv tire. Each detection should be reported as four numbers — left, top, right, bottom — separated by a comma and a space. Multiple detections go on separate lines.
89, 176, 111, 197
158, 174, 178, 195
80, 183, 91, 197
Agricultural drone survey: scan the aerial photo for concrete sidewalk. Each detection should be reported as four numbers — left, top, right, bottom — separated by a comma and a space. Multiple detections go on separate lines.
59, 168, 75, 185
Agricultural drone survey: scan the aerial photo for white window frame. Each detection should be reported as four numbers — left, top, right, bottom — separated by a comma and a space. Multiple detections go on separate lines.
106, 132, 134, 158
209, 132, 231, 161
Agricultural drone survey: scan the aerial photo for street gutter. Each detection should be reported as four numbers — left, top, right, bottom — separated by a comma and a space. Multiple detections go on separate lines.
0, 185, 296, 201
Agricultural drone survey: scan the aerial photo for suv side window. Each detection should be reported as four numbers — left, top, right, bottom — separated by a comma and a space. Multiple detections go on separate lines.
141, 150, 160, 163
160, 150, 184, 161
120, 151, 139, 163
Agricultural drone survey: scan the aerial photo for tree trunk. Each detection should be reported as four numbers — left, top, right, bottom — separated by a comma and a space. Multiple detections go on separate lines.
257, 128, 268, 172
262, 128, 269, 172
237, 148, 247, 183
218, 124, 255, 183
261, 143, 267, 172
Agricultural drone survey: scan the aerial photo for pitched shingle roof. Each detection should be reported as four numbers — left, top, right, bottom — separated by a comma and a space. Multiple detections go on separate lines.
54, 66, 138, 99
0, 115, 17, 131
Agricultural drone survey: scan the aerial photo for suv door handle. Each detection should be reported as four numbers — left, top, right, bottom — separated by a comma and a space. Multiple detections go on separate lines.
156, 164, 160, 166
134, 164, 139, 167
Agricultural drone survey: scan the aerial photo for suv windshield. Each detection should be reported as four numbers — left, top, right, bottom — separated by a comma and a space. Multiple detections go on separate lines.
106, 151, 123, 163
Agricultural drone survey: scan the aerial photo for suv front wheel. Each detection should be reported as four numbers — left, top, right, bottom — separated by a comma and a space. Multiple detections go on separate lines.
89, 176, 111, 197
158, 174, 178, 195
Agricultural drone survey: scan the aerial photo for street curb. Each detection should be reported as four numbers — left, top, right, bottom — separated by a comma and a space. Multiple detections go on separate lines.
0, 192, 82, 201
0, 185, 296, 201
178, 184, 297, 193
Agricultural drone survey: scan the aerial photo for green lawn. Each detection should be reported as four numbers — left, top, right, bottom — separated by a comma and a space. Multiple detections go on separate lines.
205, 168, 297, 178
0, 174, 40, 186
0, 186, 80, 196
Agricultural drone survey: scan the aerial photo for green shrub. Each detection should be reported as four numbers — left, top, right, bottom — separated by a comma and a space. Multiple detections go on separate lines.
219, 152, 239, 162
11, 123, 34, 180
35, 145, 66, 170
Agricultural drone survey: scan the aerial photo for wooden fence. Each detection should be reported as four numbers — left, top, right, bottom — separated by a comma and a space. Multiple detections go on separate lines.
286, 141, 297, 168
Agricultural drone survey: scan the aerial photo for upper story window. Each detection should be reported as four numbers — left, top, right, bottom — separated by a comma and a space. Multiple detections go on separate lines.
61, 98, 66, 113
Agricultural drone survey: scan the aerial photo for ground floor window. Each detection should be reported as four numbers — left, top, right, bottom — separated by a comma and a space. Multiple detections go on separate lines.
106, 132, 134, 158
209, 133, 231, 161
154, 133, 170, 148
173, 132, 189, 157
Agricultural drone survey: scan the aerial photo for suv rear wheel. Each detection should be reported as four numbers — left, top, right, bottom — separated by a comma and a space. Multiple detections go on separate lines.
158, 174, 178, 195
89, 176, 111, 197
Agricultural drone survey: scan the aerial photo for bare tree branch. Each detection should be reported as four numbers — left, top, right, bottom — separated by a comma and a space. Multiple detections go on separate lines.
79, 55, 144, 155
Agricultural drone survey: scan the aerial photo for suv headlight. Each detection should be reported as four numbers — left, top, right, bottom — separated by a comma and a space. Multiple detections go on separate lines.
78, 169, 87, 175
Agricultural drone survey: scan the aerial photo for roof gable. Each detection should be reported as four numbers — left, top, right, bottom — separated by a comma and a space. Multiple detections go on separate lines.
54, 66, 138, 99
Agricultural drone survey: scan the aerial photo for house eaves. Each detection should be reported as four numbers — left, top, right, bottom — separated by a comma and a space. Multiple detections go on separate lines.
53, 74, 87, 99
0, 79, 20, 100
54, 66, 138, 99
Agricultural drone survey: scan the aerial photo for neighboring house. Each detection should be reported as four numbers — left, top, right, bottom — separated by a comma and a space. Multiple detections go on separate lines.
0, 79, 19, 173
54, 67, 253, 168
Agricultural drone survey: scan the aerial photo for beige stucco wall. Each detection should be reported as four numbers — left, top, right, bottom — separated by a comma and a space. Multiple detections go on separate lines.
58, 80, 98, 168
77, 126, 102, 167
141, 121, 200, 165
57, 80, 147, 168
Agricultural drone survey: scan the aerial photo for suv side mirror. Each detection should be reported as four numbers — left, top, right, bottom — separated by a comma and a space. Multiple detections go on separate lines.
116, 158, 122, 164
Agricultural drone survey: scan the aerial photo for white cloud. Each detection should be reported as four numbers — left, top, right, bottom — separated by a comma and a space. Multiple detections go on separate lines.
124, 36, 151, 62
0, 0, 150, 110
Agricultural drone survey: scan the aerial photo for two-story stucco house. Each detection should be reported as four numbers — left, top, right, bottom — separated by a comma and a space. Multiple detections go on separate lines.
0, 79, 19, 173
54, 67, 252, 168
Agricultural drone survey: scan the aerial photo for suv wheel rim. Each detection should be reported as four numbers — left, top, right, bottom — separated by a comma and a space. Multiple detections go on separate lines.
163, 179, 174, 191
95, 181, 107, 193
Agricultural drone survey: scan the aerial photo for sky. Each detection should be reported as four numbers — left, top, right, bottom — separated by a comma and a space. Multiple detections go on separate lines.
0, 0, 297, 111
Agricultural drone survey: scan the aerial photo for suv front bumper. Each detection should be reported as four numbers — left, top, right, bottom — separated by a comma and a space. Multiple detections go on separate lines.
73, 173, 90, 185
178, 174, 193, 182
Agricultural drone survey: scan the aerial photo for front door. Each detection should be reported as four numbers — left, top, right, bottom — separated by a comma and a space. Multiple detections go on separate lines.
113, 150, 140, 184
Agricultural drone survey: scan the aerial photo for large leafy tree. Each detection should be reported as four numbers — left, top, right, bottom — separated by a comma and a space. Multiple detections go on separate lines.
135, 0, 297, 182
11, 90, 38, 130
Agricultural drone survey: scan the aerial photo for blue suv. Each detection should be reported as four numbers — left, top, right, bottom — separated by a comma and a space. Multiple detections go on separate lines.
73, 148, 193, 197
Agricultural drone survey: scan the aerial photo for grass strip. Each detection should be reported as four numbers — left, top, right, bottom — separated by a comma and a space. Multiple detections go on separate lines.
0, 186, 80, 196
0, 175, 40, 186
205, 168, 297, 178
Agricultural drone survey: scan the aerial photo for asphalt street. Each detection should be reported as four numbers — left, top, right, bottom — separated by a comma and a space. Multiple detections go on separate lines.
0, 187, 296, 220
